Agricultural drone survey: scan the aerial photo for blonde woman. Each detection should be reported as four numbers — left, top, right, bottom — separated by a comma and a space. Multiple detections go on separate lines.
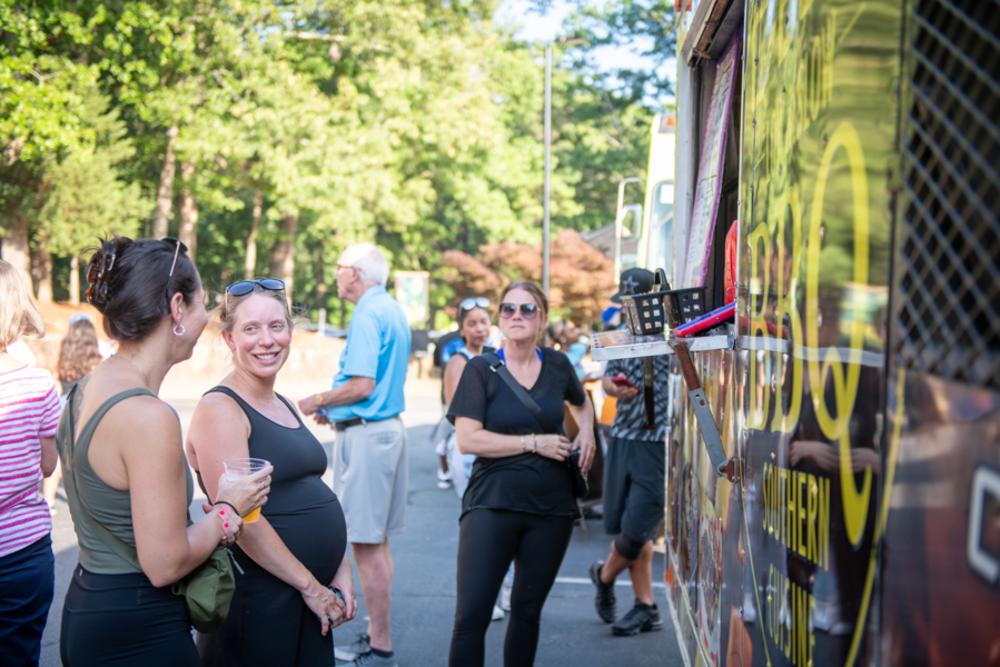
0, 260, 61, 666
187, 278, 353, 666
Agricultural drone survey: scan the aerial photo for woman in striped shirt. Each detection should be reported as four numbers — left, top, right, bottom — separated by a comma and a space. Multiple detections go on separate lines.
0, 260, 62, 666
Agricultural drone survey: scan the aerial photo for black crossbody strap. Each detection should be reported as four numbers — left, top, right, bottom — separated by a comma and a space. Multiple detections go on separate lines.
482, 352, 546, 431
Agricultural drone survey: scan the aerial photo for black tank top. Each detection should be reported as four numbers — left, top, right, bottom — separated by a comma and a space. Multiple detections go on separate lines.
197, 386, 346, 578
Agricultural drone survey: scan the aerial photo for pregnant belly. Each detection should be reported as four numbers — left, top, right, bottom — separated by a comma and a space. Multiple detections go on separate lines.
243, 497, 347, 583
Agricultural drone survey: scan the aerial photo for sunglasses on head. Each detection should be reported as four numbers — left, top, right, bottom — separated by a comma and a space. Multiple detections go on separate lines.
498, 302, 539, 319
165, 237, 188, 278
224, 278, 286, 309
460, 297, 490, 311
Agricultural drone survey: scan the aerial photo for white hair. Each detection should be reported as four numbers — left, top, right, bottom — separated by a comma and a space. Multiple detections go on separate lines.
338, 243, 390, 286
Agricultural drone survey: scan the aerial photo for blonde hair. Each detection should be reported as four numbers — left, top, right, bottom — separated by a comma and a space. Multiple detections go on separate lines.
500, 280, 549, 319
499, 280, 549, 344
0, 260, 45, 348
218, 286, 293, 333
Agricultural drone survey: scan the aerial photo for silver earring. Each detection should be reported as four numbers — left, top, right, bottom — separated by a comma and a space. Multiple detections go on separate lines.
172, 323, 186, 336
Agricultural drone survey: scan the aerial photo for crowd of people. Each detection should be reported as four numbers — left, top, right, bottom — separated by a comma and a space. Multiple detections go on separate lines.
0, 237, 668, 667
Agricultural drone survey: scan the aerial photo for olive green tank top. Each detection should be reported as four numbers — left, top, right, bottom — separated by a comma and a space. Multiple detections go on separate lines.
56, 378, 194, 575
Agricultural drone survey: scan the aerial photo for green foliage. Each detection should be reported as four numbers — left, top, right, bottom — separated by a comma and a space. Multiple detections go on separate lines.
37, 89, 146, 257
0, 0, 672, 316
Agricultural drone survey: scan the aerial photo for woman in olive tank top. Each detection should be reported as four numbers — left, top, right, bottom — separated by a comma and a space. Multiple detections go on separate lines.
186, 279, 353, 666
57, 238, 270, 667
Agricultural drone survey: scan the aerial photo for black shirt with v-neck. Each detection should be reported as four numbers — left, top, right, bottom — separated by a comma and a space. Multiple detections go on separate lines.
447, 346, 586, 519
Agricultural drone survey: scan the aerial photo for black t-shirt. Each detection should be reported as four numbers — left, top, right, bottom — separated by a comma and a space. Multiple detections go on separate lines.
447, 347, 586, 519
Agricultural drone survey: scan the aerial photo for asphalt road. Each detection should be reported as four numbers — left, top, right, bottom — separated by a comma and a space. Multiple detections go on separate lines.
39, 378, 682, 666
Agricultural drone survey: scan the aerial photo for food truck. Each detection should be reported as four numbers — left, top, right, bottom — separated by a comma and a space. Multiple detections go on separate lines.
593, 1, 999, 664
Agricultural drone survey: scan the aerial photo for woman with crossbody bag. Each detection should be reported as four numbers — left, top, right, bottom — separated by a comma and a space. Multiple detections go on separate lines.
447, 281, 596, 666
57, 237, 271, 666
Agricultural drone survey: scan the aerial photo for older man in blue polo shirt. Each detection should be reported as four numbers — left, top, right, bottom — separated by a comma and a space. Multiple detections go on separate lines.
299, 243, 410, 667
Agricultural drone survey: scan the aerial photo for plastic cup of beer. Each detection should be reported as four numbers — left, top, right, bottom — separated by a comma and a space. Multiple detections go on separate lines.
222, 457, 270, 524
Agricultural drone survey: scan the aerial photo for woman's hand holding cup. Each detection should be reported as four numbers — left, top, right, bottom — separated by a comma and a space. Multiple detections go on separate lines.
217, 457, 272, 523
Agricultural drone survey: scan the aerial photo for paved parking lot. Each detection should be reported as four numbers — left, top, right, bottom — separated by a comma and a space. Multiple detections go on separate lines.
40, 378, 681, 666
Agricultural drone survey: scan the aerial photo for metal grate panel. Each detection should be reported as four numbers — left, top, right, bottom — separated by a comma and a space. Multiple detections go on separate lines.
895, 0, 1000, 389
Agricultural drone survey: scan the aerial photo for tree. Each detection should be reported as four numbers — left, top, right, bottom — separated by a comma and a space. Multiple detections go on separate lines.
443, 229, 614, 324
0, 3, 102, 274
35, 89, 146, 303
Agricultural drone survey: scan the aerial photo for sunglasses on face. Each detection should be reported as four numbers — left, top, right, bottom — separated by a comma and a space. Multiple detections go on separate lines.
224, 278, 286, 309
498, 302, 539, 319
460, 297, 490, 311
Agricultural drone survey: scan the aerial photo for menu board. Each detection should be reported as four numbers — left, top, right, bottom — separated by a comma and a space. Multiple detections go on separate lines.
680, 38, 740, 288
394, 270, 429, 326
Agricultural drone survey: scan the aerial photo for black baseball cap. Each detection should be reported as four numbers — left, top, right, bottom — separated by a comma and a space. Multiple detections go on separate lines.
610, 268, 654, 303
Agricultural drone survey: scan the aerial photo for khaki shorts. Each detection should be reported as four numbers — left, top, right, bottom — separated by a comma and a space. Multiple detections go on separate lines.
334, 417, 407, 544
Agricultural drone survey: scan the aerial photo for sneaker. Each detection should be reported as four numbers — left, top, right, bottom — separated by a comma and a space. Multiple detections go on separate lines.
611, 601, 663, 636
351, 650, 398, 667
589, 561, 616, 623
436, 478, 453, 489
491, 604, 505, 621
335, 632, 370, 662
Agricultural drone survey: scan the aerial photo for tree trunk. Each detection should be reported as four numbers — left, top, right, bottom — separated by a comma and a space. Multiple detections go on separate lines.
69, 255, 80, 306
312, 239, 328, 311
152, 125, 179, 239
177, 161, 199, 259
269, 216, 298, 299
32, 242, 53, 304
244, 187, 263, 279
1, 216, 31, 276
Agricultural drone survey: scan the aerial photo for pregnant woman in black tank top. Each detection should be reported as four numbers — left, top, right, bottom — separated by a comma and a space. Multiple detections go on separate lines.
186, 281, 353, 666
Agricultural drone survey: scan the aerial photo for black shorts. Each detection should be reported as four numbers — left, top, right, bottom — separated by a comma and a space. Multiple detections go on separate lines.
603, 436, 665, 541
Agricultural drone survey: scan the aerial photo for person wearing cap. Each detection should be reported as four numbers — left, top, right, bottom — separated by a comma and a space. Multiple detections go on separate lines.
588, 268, 670, 636
298, 243, 410, 667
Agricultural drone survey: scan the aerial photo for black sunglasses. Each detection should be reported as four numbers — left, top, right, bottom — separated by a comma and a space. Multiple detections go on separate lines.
498, 302, 539, 319
460, 297, 490, 311
224, 278, 285, 309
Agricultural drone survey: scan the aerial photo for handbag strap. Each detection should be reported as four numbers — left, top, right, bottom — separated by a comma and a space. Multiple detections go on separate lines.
63, 382, 154, 571
482, 352, 547, 433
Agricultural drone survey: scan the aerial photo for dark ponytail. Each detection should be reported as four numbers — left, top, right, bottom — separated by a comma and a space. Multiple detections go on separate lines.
85, 236, 199, 341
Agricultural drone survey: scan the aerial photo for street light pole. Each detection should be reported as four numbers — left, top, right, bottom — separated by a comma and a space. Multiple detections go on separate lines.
542, 45, 552, 295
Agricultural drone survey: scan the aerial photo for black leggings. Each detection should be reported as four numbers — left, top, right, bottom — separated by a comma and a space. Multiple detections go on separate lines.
61, 565, 199, 667
449, 509, 574, 667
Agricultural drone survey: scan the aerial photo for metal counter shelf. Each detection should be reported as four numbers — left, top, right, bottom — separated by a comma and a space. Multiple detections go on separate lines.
590, 330, 732, 361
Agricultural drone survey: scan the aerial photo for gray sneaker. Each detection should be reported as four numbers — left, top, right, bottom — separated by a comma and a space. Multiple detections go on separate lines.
335, 632, 370, 662
351, 650, 398, 667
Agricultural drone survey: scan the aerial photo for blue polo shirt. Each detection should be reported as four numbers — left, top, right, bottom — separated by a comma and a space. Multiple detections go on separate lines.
322, 285, 410, 422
